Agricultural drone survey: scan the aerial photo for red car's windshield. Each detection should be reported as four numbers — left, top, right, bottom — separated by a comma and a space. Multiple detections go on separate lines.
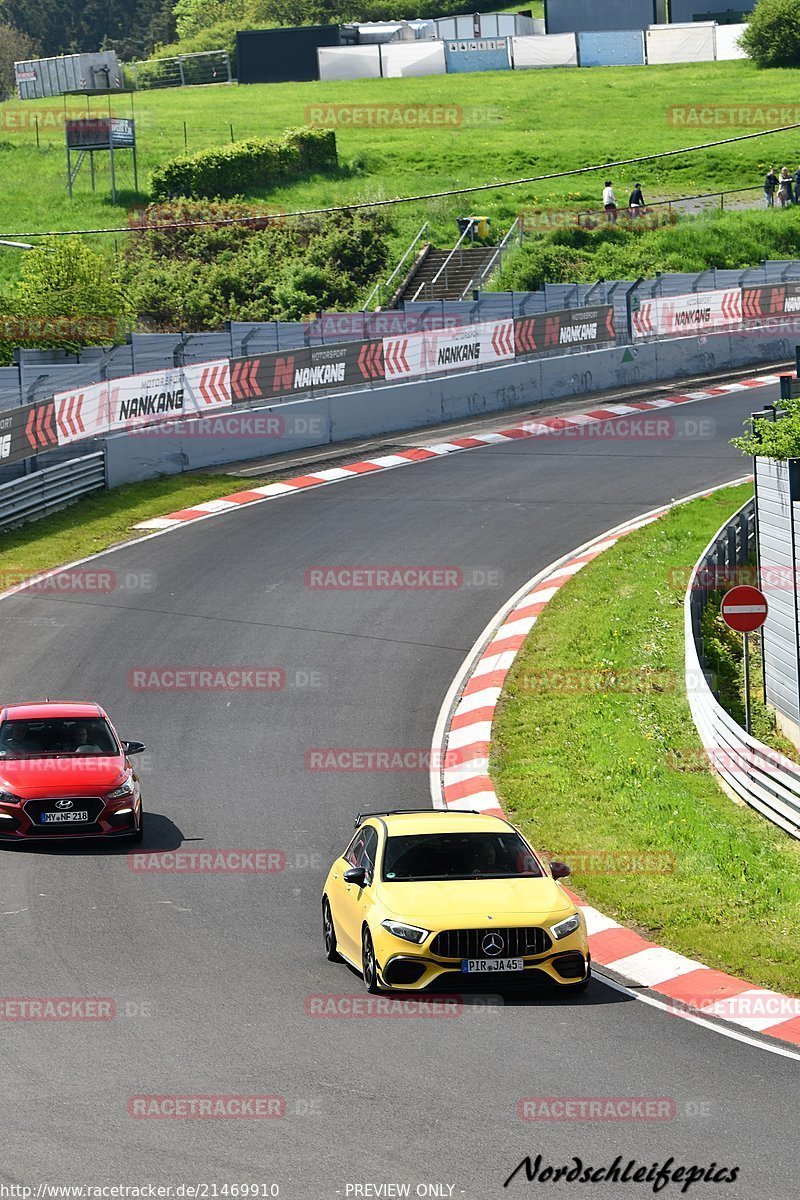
0, 718, 119, 759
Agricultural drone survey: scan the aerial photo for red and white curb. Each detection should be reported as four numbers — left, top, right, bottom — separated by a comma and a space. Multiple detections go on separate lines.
430, 486, 800, 1050
133, 374, 779, 531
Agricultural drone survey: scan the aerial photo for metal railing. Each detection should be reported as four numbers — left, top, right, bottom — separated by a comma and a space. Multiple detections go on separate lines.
460, 217, 521, 300
563, 186, 766, 230
685, 498, 800, 839
363, 222, 429, 312
0, 453, 105, 532
128, 50, 232, 90
411, 219, 478, 303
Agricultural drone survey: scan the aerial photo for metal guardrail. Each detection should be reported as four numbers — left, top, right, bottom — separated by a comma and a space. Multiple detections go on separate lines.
363, 222, 429, 312
0, 453, 105, 532
685, 498, 800, 839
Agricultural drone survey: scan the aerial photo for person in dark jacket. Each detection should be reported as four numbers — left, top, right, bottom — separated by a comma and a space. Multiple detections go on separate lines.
765, 168, 779, 207
793, 165, 800, 206
779, 167, 794, 207
629, 183, 646, 218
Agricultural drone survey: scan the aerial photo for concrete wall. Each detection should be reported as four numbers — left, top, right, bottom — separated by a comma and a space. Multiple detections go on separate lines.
105, 328, 791, 487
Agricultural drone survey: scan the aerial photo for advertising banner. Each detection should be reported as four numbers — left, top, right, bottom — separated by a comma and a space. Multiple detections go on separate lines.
515, 306, 615, 355
383, 320, 515, 381
54, 361, 231, 446
0, 401, 59, 466
229, 340, 384, 403
632, 290, 741, 340
741, 282, 800, 320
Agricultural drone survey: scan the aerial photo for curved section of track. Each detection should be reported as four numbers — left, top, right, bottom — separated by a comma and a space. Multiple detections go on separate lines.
0, 383, 794, 1198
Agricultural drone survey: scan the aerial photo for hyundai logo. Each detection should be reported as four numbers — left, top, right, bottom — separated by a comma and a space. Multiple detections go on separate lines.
55, 799, 74, 810
481, 932, 504, 956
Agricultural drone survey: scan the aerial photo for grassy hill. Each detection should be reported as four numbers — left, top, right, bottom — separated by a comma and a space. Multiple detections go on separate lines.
0, 58, 795, 297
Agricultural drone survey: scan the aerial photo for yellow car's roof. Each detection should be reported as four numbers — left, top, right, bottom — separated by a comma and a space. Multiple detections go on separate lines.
364, 810, 512, 837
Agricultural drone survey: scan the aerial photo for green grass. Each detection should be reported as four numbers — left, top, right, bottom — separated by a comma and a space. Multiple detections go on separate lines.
0, 472, 270, 578
491, 483, 800, 996
0, 58, 796, 297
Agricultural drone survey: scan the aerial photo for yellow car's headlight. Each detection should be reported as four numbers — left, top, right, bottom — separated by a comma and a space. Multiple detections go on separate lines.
381, 919, 430, 944
550, 913, 581, 940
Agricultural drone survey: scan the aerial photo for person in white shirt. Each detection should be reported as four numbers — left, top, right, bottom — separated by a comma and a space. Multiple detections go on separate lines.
603, 180, 617, 223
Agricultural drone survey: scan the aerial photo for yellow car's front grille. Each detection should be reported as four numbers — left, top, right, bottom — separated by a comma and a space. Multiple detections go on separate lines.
430, 927, 551, 959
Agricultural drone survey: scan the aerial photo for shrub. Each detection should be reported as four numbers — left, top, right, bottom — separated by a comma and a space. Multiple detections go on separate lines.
122, 202, 390, 329
150, 128, 337, 200
740, 0, 800, 67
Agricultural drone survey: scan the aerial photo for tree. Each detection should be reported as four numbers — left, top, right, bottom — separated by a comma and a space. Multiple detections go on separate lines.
740, 0, 800, 68
0, 21, 38, 99
0, 239, 135, 362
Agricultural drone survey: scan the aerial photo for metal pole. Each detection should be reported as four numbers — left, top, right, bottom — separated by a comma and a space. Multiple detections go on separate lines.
109, 144, 116, 204
230, 124, 234, 144
35, 116, 39, 148
743, 630, 752, 735
183, 120, 188, 151
178, 56, 186, 87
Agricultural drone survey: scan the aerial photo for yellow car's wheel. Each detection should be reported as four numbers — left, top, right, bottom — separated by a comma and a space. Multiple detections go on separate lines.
361, 927, 383, 994
322, 897, 341, 963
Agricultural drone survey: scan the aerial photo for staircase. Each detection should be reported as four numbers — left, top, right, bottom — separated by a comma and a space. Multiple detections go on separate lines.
395, 245, 501, 305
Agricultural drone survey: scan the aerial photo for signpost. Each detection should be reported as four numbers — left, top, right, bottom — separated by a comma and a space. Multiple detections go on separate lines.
721, 584, 768, 734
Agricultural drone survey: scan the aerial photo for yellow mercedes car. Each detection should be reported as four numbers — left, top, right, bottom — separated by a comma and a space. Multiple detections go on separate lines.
321, 809, 590, 993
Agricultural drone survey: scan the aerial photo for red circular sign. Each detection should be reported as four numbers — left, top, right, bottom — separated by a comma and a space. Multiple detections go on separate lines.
721, 585, 768, 633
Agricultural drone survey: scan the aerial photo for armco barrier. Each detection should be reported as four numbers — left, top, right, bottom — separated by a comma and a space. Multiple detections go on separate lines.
0, 452, 105, 531
685, 499, 800, 839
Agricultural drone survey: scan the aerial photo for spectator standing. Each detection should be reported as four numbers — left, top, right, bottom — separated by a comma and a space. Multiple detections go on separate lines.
778, 167, 793, 207
765, 167, 779, 207
629, 183, 646, 218
602, 180, 617, 224
793, 165, 800, 205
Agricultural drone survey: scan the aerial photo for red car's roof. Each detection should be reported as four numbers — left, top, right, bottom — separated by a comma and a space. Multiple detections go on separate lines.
1, 702, 105, 720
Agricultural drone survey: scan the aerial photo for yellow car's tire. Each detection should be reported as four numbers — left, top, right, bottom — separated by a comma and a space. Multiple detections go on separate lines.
322, 897, 342, 963
361, 927, 383, 994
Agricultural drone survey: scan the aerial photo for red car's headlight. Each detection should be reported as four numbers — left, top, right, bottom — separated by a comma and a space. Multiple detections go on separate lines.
106, 773, 134, 801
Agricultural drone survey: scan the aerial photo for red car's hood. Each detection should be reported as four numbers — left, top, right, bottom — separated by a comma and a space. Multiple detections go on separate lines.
0, 756, 126, 799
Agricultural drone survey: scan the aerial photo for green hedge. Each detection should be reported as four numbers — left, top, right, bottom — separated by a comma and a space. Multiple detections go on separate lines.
150, 128, 337, 200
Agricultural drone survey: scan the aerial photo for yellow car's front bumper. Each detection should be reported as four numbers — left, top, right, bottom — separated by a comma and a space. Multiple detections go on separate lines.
374, 928, 590, 991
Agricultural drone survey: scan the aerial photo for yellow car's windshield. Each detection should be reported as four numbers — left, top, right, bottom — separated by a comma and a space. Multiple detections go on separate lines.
382, 831, 544, 882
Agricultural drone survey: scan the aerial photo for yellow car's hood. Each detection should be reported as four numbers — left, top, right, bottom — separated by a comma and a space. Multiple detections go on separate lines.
377, 875, 572, 923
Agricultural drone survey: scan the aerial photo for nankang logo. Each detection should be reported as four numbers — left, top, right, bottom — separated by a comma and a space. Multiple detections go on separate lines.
481, 932, 504, 956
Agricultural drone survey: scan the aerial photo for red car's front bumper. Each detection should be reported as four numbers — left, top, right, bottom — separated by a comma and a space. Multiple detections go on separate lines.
0, 793, 142, 839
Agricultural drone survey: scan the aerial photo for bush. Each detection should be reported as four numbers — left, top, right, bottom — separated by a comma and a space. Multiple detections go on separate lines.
150, 128, 337, 200
740, 0, 800, 67
0, 239, 134, 365
122, 202, 390, 328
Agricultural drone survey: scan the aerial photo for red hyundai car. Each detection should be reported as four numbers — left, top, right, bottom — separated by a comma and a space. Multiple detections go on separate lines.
0, 702, 145, 842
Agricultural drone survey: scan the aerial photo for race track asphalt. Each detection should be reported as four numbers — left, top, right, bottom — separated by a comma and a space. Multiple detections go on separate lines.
0, 383, 795, 1199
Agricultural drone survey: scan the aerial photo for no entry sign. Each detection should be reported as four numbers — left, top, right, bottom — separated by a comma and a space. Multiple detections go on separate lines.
721, 585, 768, 633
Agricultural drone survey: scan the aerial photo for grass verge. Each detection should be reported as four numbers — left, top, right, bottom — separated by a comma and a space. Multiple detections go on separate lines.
491, 483, 800, 996
0, 472, 269, 580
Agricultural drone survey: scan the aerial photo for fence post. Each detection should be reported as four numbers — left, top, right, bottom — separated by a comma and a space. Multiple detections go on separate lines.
178, 56, 186, 87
